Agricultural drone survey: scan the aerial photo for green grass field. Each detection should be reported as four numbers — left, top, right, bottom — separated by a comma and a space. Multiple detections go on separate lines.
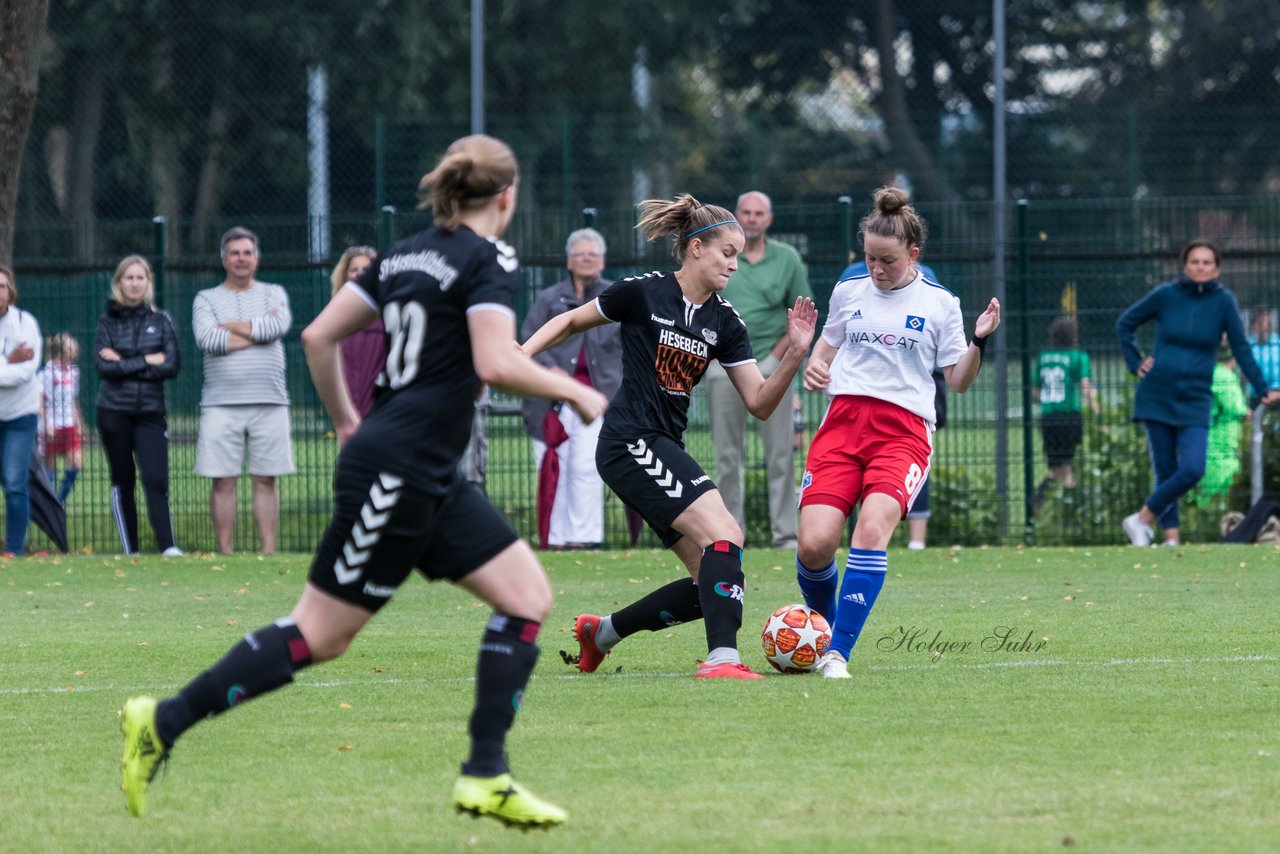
4, 545, 1279, 852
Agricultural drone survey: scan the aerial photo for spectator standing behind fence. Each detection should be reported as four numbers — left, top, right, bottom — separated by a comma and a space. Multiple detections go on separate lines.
1032, 315, 1098, 514
96, 256, 183, 556
703, 191, 811, 549
0, 265, 42, 557
1116, 239, 1280, 548
1247, 309, 1280, 390
1190, 340, 1250, 504
39, 332, 84, 503
193, 227, 294, 554
520, 228, 621, 549
330, 246, 379, 417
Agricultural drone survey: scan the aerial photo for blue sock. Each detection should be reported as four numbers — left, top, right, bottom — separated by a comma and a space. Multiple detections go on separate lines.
830, 548, 887, 661
58, 467, 79, 503
795, 556, 837, 624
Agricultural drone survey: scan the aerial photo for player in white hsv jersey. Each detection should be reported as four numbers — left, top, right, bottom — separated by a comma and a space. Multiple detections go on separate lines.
794, 187, 1000, 680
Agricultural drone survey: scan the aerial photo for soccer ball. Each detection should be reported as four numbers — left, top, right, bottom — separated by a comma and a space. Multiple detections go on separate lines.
761, 604, 831, 673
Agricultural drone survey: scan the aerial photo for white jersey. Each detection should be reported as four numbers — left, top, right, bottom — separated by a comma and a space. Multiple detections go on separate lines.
820, 270, 967, 428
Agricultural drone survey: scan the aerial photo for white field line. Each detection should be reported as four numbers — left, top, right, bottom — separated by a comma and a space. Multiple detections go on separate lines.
2, 654, 1275, 697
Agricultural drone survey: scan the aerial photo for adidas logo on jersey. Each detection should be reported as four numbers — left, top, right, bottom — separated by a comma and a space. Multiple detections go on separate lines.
851, 309, 862, 319
842, 592, 867, 606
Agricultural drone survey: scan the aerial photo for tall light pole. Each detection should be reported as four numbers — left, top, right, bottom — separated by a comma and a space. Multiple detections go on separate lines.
992, 0, 1009, 535
471, 0, 485, 134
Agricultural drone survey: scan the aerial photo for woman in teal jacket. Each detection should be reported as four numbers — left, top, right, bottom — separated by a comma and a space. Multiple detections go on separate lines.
1116, 239, 1279, 546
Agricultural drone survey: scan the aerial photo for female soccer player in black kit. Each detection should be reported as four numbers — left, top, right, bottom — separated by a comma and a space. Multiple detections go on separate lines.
119, 135, 606, 829
524, 194, 817, 679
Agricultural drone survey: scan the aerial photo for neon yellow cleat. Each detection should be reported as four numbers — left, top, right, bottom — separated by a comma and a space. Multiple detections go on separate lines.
120, 696, 168, 817
451, 773, 567, 829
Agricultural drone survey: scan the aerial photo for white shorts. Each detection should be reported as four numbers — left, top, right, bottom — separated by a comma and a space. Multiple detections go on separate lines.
195, 404, 295, 478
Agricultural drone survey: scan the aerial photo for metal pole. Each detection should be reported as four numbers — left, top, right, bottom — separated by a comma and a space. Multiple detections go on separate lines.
378, 205, 396, 251
307, 64, 331, 262
151, 216, 166, 302
838, 195, 854, 264
374, 115, 386, 213
1017, 200, 1035, 542
992, 0, 1009, 538
582, 207, 597, 228
471, 0, 484, 134
1252, 403, 1267, 505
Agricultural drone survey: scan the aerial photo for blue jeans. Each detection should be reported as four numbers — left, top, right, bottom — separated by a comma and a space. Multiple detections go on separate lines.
1142, 420, 1209, 531
0, 413, 37, 554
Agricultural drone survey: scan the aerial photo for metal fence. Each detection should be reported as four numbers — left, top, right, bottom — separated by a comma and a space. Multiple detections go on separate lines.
14, 194, 1280, 553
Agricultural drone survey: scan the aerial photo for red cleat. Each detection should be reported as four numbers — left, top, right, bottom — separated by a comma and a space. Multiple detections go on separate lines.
572, 614, 608, 673
695, 661, 765, 680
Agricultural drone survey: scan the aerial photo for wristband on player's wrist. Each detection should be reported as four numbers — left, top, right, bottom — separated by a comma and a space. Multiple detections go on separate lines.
971, 333, 989, 356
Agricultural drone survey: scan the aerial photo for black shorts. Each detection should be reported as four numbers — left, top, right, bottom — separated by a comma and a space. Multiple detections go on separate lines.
1040, 411, 1084, 467
309, 458, 518, 612
596, 433, 717, 548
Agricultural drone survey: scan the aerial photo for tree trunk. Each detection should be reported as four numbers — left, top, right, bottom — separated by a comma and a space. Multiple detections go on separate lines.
871, 0, 946, 203
190, 102, 229, 255
67, 61, 106, 259
0, 0, 51, 265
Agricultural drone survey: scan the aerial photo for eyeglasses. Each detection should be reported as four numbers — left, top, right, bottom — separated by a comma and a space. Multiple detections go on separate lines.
569, 252, 602, 260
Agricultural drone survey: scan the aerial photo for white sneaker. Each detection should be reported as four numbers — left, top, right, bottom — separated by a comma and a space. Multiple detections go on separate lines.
162, 546, 185, 558
1121, 513, 1153, 547
907, 540, 925, 551
1161, 540, 1180, 548
817, 651, 851, 679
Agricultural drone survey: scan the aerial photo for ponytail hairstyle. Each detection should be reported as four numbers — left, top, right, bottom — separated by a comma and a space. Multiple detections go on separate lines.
636, 193, 742, 263
860, 186, 928, 253
418, 134, 518, 230
330, 245, 376, 298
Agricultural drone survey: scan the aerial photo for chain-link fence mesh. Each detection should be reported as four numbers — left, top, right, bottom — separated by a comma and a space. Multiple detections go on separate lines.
10, 1, 1280, 551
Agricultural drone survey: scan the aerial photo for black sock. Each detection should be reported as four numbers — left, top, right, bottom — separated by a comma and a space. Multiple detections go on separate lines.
696, 541, 745, 652
154, 619, 313, 747
1033, 478, 1051, 514
462, 614, 541, 777
609, 577, 703, 639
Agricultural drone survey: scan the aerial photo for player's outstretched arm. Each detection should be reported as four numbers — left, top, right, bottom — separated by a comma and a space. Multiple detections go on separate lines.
471, 308, 607, 424
301, 287, 379, 444
521, 300, 611, 358
944, 297, 1001, 393
727, 296, 818, 419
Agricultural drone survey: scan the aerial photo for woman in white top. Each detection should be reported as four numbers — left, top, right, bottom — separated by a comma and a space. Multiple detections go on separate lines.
0, 265, 44, 556
794, 187, 1000, 678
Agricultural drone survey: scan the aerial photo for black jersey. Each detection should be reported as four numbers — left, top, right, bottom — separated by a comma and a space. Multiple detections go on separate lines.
343, 224, 518, 493
597, 271, 754, 444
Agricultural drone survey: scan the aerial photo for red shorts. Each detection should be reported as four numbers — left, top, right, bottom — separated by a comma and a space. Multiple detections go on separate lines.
47, 426, 82, 457
798, 396, 932, 519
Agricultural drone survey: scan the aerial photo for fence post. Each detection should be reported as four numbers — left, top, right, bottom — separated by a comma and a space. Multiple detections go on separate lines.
1017, 199, 1035, 543
838, 196, 854, 264
1251, 402, 1266, 505
378, 205, 396, 250
375, 115, 386, 213
582, 207, 597, 228
152, 216, 167, 301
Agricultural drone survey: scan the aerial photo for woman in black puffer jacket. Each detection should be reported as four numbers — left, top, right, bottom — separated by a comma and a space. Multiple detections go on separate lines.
95, 255, 182, 555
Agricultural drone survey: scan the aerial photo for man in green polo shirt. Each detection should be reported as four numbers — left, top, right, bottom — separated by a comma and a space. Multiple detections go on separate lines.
704, 191, 812, 549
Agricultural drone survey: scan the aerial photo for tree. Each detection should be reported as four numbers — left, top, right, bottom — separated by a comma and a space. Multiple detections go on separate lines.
0, 0, 50, 264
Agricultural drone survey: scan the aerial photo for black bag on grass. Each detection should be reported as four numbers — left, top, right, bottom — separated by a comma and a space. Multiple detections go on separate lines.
1219, 498, 1280, 543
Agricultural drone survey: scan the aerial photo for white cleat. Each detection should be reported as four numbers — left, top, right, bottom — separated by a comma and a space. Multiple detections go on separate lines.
1121, 513, 1153, 548
817, 651, 851, 679
162, 547, 185, 558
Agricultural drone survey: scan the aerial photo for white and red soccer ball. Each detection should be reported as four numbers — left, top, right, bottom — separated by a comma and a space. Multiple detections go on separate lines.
761, 604, 831, 673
